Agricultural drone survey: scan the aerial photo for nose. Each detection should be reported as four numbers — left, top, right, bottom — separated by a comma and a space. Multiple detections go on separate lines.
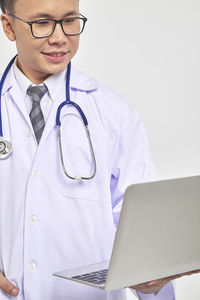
48, 22, 66, 44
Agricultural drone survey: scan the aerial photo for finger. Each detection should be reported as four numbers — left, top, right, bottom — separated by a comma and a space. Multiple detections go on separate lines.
146, 280, 162, 286
168, 269, 200, 281
131, 278, 168, 289
0, 273, 19, 296
184, 269, 200, 275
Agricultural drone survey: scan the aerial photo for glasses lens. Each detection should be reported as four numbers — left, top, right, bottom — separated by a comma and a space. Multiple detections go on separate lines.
32, 19, 55, 37
62, 18, 84, 35
32, 18, 85, 38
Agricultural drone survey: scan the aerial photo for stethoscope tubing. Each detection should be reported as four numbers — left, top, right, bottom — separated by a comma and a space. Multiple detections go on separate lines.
56, 100, 88, 127
56, 61, 88, 127
0, 55, 96, 179
56, 61, 96, 180
0, 55, 18, 137
0, 56, 88, 133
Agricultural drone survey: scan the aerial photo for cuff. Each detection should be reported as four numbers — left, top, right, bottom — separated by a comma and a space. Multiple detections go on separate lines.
134, 282, 175, 300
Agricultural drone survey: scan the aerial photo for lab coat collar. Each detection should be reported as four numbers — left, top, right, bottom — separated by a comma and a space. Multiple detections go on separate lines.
70, 66, 97, 92
6, 69, 33, 132
1, 65, 14, 96
1, 62, 98, 151
1, 63, 97, 96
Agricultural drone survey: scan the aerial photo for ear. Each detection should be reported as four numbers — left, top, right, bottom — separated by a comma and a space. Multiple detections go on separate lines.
1, 14, 16, 41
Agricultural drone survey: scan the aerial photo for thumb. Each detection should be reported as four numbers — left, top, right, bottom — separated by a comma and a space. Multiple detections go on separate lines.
0, 272, 19, 296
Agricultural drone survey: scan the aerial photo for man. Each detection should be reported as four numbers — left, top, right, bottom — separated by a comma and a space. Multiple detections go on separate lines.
0, 0, 197, 299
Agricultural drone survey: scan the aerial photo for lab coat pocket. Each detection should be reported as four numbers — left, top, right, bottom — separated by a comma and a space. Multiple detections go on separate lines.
56, 174, 106, 203
56, 133, 107, 200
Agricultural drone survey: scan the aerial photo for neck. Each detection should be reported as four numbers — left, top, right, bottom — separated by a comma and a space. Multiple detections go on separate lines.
16, 58, 51, 84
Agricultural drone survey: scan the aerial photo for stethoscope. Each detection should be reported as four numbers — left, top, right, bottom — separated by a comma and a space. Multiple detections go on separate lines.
0, 55, 96, 180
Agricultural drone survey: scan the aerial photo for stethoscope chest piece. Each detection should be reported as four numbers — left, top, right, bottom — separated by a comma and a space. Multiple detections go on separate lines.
0, 138, 12, 159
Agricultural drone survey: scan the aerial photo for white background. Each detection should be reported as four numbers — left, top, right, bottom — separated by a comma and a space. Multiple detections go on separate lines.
0, 0, 200, 298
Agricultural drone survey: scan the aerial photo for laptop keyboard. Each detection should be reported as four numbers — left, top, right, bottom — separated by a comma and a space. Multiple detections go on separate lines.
72, 269, 108, 285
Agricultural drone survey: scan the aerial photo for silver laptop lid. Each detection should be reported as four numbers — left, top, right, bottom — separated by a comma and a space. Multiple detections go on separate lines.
54, 175, 200, 291
105, 175, 200, 290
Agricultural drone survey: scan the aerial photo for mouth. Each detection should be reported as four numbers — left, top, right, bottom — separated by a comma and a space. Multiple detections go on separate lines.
42, 51, 69, 62
43, 52, 67, 57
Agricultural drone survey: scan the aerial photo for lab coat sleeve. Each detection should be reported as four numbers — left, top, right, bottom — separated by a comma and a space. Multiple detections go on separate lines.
110, 105, 175, 299
110, 105, 156, 227
135, 281, 175, 299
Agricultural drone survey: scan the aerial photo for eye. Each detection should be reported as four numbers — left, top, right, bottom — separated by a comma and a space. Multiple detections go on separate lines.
34, 20, 50, 26
63, 18, 76, 24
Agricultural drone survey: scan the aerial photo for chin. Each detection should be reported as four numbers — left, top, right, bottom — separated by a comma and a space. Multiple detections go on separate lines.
46, 64, 68, 75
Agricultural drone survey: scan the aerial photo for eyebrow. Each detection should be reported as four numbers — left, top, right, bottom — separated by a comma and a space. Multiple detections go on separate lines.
29, 10, 78, 20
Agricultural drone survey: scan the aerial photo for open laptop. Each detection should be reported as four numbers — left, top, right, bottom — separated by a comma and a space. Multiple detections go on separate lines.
53, 175, 200, 290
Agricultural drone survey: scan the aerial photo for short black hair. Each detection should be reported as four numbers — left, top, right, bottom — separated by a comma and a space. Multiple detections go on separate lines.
0, 0, 17, 13
0, 0, 79, 13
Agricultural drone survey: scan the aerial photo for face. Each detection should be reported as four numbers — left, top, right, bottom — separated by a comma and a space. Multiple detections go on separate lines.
1, 0, 80, 84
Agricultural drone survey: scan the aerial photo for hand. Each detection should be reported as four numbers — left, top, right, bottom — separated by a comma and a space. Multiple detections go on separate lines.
129, 269, 200, 294
0, 272, 19, 297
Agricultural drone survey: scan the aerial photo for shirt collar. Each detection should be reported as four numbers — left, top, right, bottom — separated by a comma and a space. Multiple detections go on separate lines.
13, 59, 33, 98
1, 59, 97, 96
13, 60, 67, 101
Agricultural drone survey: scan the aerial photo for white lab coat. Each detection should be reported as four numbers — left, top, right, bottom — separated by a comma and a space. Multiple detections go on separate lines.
0, 64, 159, 300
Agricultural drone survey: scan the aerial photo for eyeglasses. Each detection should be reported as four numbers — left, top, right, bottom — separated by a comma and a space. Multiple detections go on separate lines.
8, 14, 87, 38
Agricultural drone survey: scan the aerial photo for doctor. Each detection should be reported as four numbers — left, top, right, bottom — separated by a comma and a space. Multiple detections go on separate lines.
0, 0, 197, 299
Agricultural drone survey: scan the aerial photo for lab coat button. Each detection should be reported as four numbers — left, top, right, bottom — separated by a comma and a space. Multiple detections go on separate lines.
28, 262, 37, 271
26, 130, 33, 137
31, 215, 38, 223
31, 170, 39, 177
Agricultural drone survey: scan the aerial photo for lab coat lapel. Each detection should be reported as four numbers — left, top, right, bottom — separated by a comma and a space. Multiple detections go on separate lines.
38, 65, 98, 148
8, 84, 33, 129
38, 96, 65, 147
2, 68, 33, 130
28, 65, 98, 148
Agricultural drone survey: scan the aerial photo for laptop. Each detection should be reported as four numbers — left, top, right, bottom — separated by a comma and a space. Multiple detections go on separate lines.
53, 175, 200, 290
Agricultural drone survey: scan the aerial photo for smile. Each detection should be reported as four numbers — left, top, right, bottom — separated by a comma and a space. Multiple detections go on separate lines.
42, 52, 68, 63
43, 52, 67, 57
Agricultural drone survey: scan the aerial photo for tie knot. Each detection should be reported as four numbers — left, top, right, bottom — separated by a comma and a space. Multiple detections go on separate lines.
27, 85, 47, 102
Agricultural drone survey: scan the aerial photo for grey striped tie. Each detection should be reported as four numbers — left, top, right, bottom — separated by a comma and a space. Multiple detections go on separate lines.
27, 85, 47, 144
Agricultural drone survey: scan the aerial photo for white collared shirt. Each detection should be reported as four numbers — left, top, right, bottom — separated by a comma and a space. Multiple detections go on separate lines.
13, 60, 66, 122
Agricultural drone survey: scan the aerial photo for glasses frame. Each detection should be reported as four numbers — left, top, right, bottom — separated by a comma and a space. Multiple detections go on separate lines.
8, 13, 87, 38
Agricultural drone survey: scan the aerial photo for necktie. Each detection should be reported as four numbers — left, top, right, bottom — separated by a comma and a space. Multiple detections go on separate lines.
27, 85, 47, 144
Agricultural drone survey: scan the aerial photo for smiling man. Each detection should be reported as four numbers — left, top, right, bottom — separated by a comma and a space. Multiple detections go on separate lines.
0, 0, 192, 299
1, 0, 80, 83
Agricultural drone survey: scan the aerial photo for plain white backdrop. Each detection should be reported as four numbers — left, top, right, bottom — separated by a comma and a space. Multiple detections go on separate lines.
0, 0, 200, 299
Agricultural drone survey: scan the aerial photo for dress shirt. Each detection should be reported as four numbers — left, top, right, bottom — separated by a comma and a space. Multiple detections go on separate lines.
13, 59, 66, 122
